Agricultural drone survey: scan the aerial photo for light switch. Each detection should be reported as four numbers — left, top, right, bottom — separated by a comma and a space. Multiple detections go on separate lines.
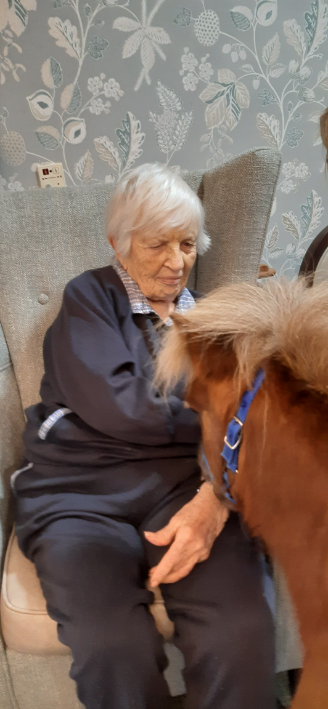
37, 163, 66, 188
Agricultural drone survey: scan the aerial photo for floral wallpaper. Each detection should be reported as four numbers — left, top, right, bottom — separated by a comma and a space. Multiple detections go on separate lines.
0, 0, 327, 276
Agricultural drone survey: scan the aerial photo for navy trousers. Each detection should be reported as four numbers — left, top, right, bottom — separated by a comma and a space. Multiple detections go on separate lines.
15, 469, 276, 709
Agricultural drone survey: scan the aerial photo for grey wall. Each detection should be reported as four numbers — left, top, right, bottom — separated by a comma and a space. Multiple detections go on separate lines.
0, 0, 327, 276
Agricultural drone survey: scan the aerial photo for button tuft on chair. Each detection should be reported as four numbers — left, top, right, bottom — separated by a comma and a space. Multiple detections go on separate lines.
38, 293, 49, 305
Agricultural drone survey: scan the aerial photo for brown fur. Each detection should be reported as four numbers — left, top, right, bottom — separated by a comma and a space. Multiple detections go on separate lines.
156, 278, 328, 709
320, 106, 328, 163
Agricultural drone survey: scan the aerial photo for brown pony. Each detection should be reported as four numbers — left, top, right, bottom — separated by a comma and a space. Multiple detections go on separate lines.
156, 277, 328, 709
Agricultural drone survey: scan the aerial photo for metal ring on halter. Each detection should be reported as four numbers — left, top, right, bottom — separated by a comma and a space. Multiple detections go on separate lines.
233, 416, 243, 427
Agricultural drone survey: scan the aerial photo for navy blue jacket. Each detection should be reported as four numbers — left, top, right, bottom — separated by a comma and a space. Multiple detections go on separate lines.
24, 267, 201, 475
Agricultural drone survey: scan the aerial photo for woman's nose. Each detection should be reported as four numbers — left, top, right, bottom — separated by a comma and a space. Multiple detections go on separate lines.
165, 247, 184, 271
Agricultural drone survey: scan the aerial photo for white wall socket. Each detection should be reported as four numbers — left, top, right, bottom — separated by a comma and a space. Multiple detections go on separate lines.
37, 163, 66, 188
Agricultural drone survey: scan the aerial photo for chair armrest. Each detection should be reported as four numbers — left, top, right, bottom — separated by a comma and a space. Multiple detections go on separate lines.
0, 325, 25, 569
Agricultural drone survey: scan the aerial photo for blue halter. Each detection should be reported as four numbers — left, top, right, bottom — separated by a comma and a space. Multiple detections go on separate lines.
221, 368, 265, 504
201, 368, 265, 504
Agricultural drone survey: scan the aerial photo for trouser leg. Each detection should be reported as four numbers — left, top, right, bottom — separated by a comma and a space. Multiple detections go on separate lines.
142, 498, 277, 709
27, 516, 171, 709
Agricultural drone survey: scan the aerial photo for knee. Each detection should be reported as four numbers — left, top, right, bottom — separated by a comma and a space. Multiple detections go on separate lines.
180, 600, 274, 668
216, 600, 275, 671
63, 605, 164, 663
66, 613, 167, 687
32, 535, 84, 582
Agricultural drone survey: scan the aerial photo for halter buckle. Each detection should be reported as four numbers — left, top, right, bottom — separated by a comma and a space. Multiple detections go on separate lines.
223, 432, 242, 450
223, 416, 243, 450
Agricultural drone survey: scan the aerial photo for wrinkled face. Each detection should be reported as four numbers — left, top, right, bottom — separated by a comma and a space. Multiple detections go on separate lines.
185, 346, 240, 501
113, 226, 197, 302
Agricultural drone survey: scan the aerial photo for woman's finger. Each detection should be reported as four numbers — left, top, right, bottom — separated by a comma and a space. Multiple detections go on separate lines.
144, 524, 176, 547
150, 549, 196, 585
157, 559, 199, 585
149, 534, 192, 587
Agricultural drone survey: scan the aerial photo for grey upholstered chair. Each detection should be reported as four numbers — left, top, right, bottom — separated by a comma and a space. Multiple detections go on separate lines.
0, 148, 301, 709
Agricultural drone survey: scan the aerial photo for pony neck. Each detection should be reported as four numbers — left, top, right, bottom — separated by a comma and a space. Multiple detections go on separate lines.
238, 361, 328, 543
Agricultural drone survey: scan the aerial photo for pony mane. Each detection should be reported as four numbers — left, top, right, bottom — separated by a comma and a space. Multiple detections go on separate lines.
156, 278, 328, 396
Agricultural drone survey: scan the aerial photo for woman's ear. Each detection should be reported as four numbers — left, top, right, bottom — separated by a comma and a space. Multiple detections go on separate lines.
108, 237, 127, 270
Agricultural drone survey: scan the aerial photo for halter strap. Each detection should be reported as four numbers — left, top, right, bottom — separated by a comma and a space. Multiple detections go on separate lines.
220, 368, 265, 504
221, 368, 265, 475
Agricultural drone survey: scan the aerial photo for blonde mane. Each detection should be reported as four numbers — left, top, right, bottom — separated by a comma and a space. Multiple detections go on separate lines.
156, 278, 328, 396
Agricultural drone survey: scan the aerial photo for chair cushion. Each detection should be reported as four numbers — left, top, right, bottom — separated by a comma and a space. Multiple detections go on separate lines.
0, 531, 173, 655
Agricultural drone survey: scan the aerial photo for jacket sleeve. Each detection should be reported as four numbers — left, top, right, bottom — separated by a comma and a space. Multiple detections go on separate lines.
43, 277, 198, 446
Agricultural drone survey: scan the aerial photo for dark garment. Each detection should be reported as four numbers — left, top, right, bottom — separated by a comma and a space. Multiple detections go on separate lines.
15, 265, 276, 709
29, 265, 201, 455
15, 467, 276, 709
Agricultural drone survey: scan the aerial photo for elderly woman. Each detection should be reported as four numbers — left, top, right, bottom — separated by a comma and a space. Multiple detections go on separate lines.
14, 165, 275, 709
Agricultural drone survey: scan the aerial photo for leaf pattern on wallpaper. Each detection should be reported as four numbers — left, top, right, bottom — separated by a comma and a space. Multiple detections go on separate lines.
317, 60, 328, 88
256, 113, 281, 147
283, 19, 307, 57
0, 0, 37, 37
279, 190, 324, 272
66, 84, 82, 114
304, 0, 328, 55
35, 125, 61, 150
262, 33, 281, 65
282, 212, 302, 241
199, 69, 250, 131
94, 136, 122, 172
116, 111, 145, 170
230, 7, 253, 32
300, 190, 324, 238
264, 225, 284, 260
48, 17, 81, 59
269, 64, 286, 78
122, 29, 144, 58
0, 0, 36, 83
74, 149, 94, 182
41, 57, 63, 89
94, 111, 145, 180
149, 82, 193, 164
113, 2, 171, 91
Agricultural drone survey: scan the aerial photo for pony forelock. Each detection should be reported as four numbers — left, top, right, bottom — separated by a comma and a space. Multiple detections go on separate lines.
155, 321, 193, 395
156, 278, 328, 397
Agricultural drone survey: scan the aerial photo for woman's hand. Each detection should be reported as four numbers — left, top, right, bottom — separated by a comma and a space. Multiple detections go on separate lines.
144, 482, 229, 587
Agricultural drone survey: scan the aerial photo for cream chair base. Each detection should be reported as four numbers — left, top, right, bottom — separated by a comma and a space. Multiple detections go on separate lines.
1, 530, 174, 655
1, 532, 68, 655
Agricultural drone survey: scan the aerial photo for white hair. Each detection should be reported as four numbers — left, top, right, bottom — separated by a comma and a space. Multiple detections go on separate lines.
106, 163, 210, 257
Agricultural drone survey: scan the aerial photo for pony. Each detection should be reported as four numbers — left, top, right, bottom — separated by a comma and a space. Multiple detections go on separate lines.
156, 277, 328, 709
